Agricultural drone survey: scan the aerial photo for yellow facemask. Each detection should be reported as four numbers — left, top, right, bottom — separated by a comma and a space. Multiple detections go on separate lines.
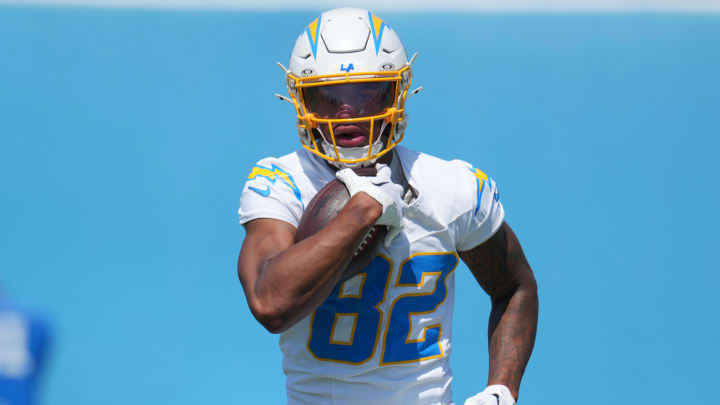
285, 66, 413, 166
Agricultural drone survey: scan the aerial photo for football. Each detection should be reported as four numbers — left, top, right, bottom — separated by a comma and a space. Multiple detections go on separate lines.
295, 167, 387, 282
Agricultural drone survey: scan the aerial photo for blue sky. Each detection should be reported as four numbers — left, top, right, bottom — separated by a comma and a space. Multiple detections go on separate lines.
1, 5, 719, 405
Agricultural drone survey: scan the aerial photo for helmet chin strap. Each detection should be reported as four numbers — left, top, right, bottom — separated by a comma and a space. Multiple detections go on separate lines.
315, 121, 389, 168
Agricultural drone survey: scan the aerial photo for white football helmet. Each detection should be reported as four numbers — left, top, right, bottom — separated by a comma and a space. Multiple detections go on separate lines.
277, 7, 419, 168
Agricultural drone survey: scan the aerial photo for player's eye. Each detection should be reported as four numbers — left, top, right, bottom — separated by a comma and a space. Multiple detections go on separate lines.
356, 91, 375, 102
303, 82, 395, 117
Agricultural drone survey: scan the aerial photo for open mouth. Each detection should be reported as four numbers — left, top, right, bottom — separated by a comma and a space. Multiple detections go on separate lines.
332, 124, 368, 147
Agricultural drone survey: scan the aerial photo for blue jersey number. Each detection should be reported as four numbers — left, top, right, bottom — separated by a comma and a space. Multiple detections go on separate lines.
381, 252, 457, 364
308, 256, 392, 364
308, 252, 458, 365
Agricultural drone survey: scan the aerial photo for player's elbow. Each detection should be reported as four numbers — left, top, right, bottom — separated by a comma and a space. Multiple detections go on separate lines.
257, 316, 288, 335
490, 271, 537, 305
519, 272, 537, 295
514, 273, 539, 313
238, 260, 295, 333
512, 272, 538, 303
249, 300, 293, 334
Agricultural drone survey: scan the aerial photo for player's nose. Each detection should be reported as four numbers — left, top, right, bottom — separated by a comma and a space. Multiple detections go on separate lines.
334, 104, 356, 119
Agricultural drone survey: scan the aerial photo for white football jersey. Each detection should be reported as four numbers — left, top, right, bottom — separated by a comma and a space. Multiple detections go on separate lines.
238, 146, 504, 405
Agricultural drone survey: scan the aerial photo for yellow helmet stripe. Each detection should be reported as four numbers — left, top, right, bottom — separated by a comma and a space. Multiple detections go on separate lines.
368, 11, 386, 54
305, 16, 322, 60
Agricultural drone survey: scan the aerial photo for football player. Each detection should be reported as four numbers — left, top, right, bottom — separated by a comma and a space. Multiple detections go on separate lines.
237, 8, 537, 405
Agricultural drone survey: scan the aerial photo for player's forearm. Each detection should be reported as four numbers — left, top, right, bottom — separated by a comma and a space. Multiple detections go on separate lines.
487, 280, 538, 400
253, 194, 381, 332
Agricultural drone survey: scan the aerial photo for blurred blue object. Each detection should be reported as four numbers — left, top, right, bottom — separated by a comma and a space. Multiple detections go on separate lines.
0, 297, 51, 405
0, 6, 718, 405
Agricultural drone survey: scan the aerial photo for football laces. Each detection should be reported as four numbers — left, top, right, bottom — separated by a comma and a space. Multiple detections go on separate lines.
354, 226, 377, 257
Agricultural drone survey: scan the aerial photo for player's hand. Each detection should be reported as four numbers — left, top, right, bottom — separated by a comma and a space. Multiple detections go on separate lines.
336, 164, 406, 248
464, 385, 516, 405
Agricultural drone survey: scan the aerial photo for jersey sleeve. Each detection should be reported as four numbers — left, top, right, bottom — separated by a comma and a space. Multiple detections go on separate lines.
238, 158, 304, 227
452, 162, 505, 251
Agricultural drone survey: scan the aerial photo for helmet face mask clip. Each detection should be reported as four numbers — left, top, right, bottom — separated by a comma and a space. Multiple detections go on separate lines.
276, 7, 419, 168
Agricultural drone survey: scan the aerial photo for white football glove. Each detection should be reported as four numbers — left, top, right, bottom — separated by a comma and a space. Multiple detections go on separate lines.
336, 164, 407, 248
464, 385, 516, 405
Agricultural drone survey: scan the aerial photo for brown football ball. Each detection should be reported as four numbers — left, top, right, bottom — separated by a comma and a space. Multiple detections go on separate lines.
295, 167, 387, 282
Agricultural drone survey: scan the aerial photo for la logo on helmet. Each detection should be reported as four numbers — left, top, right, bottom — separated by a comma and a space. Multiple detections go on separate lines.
340, 63, 354, 72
